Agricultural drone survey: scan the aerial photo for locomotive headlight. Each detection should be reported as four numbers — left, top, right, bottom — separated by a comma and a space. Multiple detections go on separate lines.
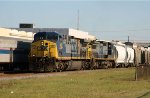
41, 41, 44, 45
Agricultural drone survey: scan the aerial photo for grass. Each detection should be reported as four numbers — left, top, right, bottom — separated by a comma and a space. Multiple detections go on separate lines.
0, 68, 150, 98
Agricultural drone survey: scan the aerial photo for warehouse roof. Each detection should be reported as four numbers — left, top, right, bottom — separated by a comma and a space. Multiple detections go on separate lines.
0, 28, 34, 41
12, 28, 96, 40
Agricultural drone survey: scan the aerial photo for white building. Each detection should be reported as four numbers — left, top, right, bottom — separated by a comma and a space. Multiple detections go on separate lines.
13, 28, 96, 41
0, 28, 34, 41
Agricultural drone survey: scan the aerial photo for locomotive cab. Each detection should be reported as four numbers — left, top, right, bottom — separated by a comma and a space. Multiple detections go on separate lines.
29, 32, 62, 71
30, 32, 60, 58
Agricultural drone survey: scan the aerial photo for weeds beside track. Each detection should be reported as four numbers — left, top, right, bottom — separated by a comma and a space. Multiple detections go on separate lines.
0, 68, 150, 98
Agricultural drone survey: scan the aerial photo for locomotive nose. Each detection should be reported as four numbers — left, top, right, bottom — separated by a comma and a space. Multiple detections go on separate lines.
39, 45, 48, 51
39, 41, 49, 51
31, 41, 50, 57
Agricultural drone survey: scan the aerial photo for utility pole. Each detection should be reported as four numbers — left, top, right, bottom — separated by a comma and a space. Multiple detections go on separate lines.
128, 36, 129, 42
77, 10, 80, 58
77, 10, 79, 30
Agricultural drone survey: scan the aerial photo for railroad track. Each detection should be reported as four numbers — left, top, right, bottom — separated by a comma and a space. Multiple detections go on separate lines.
0, 72, 68, 81
0, 70, 92, 81
0, 68, 133, 81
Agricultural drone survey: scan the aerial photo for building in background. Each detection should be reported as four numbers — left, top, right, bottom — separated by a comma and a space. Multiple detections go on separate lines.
12, 23, 96, 41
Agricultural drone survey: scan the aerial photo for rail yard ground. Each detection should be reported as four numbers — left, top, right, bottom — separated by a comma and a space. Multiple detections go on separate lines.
0, 68, 150, 98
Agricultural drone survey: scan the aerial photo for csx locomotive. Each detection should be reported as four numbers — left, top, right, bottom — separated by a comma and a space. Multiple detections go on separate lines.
29, 31, 150, 72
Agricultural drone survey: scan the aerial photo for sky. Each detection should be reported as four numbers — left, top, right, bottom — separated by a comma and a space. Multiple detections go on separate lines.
0, 0, 150, 41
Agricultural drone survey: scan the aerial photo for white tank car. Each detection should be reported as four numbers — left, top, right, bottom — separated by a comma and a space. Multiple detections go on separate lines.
113, 41, 127, 67
143, 46, 150, 64
147, 47, 150, 64
126, 46, 134, 65
133, 45, 142, 65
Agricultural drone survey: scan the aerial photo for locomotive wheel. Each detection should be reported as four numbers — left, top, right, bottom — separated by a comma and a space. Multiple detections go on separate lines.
102, 64, 108, 69
81, 61, 90, 70
56, 62, 64, 72
63, 63, 68, 71
101, 62, 108, 69
90, 58, 97, 70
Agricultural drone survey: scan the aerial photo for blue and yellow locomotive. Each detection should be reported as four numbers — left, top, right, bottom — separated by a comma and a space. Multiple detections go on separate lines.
29, 32, 93, 72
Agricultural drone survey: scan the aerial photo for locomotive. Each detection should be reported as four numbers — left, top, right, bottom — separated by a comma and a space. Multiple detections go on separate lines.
29, 31, 150, 72
29, 31, 92, 72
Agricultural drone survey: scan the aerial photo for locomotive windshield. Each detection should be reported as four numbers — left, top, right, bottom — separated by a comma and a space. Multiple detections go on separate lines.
34, 32, 62, 42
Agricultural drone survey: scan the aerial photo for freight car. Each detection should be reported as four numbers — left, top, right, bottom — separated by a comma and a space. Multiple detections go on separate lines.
133, 44, 150, 66
144, 47, 150, 64
113, 41, 135, 67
